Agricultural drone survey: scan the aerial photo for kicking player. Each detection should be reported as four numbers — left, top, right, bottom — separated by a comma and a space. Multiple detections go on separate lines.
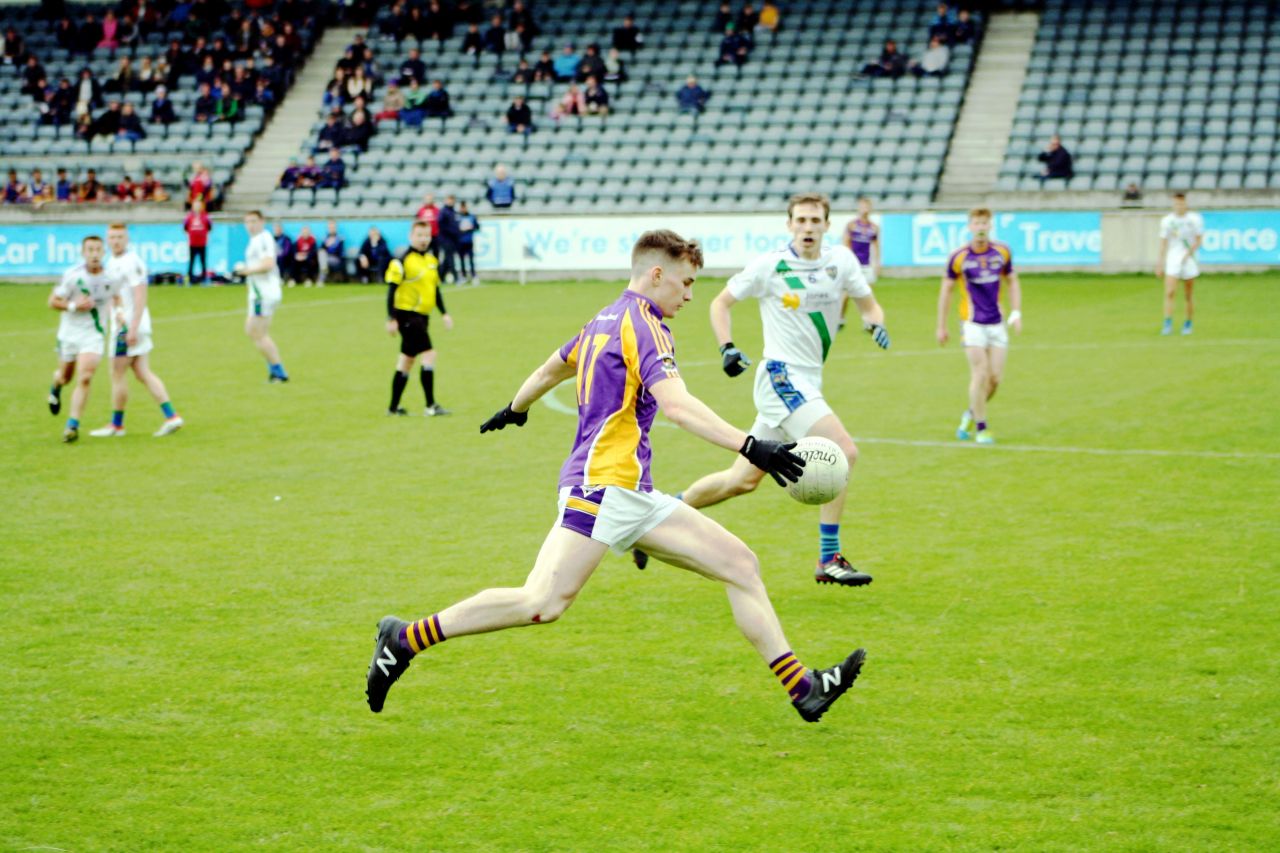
88, 223, 183, 437
232, 210, 289, 382
1157, 192, 1204, 336
840, 195, 881, 330
636, 193, 890, 587
385, 219, 452, 416
46, 235, 123, 443
936, 207, 1022, 445
366, 230, 867, 723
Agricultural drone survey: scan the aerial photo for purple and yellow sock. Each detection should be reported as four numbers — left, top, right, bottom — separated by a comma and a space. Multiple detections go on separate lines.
160, 401, 175, 419
976, 421, 988, 432
770, 650, 813, 702
400, 614, 446, 655
111, 410, 125, 428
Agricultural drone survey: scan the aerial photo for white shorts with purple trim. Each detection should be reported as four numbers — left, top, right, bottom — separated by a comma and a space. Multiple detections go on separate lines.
557, 485, 683, 552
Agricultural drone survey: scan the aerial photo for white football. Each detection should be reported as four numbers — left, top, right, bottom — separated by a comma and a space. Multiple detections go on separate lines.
785, 436, 849, 505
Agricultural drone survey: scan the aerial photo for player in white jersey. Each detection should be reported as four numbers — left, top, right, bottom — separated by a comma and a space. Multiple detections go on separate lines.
46, 235, 124, 442
635, 193, 891, 586
232, 210, 289, 381
1156, 192, 1204, 336
87, 224, 184, 438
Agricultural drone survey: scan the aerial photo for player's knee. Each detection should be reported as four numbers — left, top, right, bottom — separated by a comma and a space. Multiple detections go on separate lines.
725, 543, 762, 586
527, 589, 575, 623
844, 441, 859, 467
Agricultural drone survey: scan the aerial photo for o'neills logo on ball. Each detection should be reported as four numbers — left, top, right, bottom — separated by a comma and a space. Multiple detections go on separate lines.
799, 448, 840, 466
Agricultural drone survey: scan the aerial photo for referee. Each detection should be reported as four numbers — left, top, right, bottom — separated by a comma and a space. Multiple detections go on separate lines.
386, 219, 453, 416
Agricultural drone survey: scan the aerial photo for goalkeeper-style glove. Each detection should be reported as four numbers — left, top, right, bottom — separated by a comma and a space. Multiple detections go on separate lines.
865, 322, 890, 350
720, 342, 751, 377
479, 403, 529, 433
739, 435, 806, 487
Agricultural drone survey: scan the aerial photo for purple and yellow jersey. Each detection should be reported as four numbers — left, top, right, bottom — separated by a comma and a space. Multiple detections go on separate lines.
557, 290, 680, 492
847, 219, 878, 266
946, 241, 1014, 325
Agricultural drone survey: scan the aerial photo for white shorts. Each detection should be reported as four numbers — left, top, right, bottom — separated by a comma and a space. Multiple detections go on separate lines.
962, 320, 1009, 349
751, 360, 834, 437
248, 289, 282, 318
1165, 248, 1199, 280
56, 327, 104, 361
864, 268, 878, 285
557, 485, 683, 551
110, 323, 153, 358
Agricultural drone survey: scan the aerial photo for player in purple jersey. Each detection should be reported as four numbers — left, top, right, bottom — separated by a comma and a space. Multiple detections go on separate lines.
365, 230, 867, 723
840, 197, 881, 330
936, 207, 1022, 444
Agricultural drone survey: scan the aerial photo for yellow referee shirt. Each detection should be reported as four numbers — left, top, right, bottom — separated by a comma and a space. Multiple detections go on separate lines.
386, 249, 442, 314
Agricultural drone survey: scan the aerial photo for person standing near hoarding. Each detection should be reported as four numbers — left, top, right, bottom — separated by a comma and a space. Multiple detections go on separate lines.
1156, 192, 1203, 336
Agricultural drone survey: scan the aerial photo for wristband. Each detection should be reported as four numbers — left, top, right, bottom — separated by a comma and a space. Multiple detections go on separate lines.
1008, 310, 1022, 323
66, 302, 77, 314
719, 341, 735, 355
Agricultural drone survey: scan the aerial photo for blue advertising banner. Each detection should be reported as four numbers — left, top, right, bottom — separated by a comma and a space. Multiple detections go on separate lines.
1198, 210, 1280, 265
880, 211, 1103, 267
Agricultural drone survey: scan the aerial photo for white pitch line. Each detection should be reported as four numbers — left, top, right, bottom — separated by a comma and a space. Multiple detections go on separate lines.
853, 436, 1280, 461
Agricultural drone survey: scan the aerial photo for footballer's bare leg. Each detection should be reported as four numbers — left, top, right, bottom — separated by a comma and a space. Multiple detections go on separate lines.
804, 413, 872, 587
69, 352, 100, 423
986, 346, 1006, 403
131, 354, 172, 404
1183, 278, 1195, 324
965, 346, 991, 424
49, 359, 75, 415
637, 504, 867, 722
244, 316, 281, 364
805, 413, 859, 526
1163, 275, 1178, 322
110, 356, 131, 414
680, 453, 766, 508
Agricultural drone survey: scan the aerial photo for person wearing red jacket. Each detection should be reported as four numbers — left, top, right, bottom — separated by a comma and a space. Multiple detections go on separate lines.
183, 198, 212, 284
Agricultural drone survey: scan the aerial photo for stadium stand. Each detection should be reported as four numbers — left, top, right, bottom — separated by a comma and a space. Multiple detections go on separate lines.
1000, 0, 1280, 194
0, 1, 325, 207
272, 0, 981, 217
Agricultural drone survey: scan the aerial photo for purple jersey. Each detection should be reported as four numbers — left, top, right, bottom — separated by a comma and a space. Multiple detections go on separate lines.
556, 289, 680, 492
946, 241, 1014, 325
847, 219, 878, 266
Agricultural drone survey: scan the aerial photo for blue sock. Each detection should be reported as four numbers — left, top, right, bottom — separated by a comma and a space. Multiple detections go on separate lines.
160, 401, 175, 419
67, 418, 79, 430
819, 523, 841, 562
111, 410, 124, 428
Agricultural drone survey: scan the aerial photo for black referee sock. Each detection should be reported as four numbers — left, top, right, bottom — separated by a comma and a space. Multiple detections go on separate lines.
421, 366, 435, 406
390, 370, 409, 411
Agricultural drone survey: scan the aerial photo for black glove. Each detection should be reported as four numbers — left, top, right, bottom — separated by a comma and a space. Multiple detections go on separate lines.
720, 341, 751, 377
865, 322, 890, 350
479, 403, 528, 433
739, 435, 806, 487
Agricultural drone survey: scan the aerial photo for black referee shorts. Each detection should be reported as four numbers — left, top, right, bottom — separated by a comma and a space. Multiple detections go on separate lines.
395, 309, 432, 356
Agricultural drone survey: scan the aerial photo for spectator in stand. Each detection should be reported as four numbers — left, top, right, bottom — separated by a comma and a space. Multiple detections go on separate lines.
416, 193, 441, 248
552, 82, 585, 120
1122, 182, 1142, 204
402, 78, 428, 127
150, 84, 176, 127
462, 23, 482, 67
485, 165, 516, 209
909, 36, 950, 77
194, 82, 216, 123
279, 156, 303, 189
188, 161, 213, 205
862, 39, 907, 78
358, 226, 392, 284
54, 17, 76, 53
291, 226, 319, 286
511, 58, 534, 84
507, 94, 534, 135
676, 75, 709, 114
73, 111, 94, 142
184, 197, 212, 282
425, 0, 453, 44
253, 77, 276, 111
737, 3, 760, 38
315, 113, 343, 153
77, 168, 103, 202
951, 10, 978, 46
30, 169, 53, 206
117, 14, 139, 54
98, 9, 120, 51
929, 3, 958, 44
141, 169, 168, 201
136, 57, 158, 93
482, 14, 506, 68
75, 68, 102, 117
1037, 134, 1074, 185
75, 14, 100, 58
296, 155, 321, 194
376, 82, 404, 123
21, 56, 46, 97
318, 147, 346, 194
195, 55, 217, 88
400, 47, 427, 86
508, 0, 538, 36
273, 223, 292, 276
604, 48, 627, 83
91, 99, 123, 138
423, 79, 453, 119
759, 2, 781, 32
5, 169, 30, 204
553, 43, 580, 82
216, 86, 242, 123
3, 25, 26, 64
508, 23, 533, 54
115, 174, 136, 202
612, 15, 643, 53
345, 66, 374, 103
230, 65, 254, 101
117, 102, 146, 141
437, 195, 460, 283
577, 43, 606, 84
55, 168, 75, 202
50, 77, 75, 126
533, 50, 555, 82
320, 220, 346, 284
342, 110, 374, 152
712, 2, 733, 32
583, 76, 610, 116
457, 201, 479, 284
716, 24, 750, 67
105, 57, 134, 94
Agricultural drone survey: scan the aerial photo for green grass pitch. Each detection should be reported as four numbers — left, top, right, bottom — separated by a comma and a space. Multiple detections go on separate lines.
1, 273, 1277, 850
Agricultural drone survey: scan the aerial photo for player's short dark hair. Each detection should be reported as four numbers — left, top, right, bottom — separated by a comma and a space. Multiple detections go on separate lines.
82, 235, 102, 246
107, 222, 127, 230
246, 209, 263, 219
787, 192, 830, 221
411, 219, 431, 229
969, 207, 993, 220
631, 229, 704, 271
1172, 192, 1186, 199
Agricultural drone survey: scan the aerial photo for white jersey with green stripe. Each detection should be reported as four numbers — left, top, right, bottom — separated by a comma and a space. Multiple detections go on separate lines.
107, 249, 151, 335
53, 262, 124, 339
245, 230, 282, 300
726, 244, 872, 369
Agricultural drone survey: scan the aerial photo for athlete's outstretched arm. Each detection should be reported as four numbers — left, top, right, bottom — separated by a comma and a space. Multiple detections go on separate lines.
709, 286, 739, 348
480, 349, 575, 433
851, 293, 885, 327
936, 274, 955, 345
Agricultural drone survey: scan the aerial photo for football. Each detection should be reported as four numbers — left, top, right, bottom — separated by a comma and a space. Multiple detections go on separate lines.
785, 437, 849, 505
